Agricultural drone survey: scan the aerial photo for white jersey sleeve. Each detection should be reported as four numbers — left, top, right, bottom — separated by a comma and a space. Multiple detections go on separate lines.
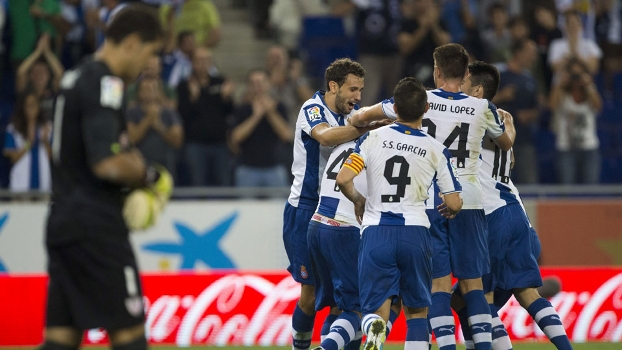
348, 123, 461, 228
479, 136, 533, 227
288, 91, 356, 209
315, 141, 367, 226
380, 98, 398, 120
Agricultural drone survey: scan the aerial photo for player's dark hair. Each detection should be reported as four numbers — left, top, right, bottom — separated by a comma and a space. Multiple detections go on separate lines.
324, 58, 365, 90
105, 5, 164, 44
468, 61, 500, 101
393, 77, 427, 122
12, 90, 46, 138
177, 30, 194, 45
433, 43, 469, 81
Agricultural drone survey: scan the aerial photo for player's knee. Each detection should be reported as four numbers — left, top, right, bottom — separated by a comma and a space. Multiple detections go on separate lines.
111, 335, 147, 350
513, 287, 540, 308
432, 275, 452, 293
457, 277, 483, 294
39, 340, 79, 350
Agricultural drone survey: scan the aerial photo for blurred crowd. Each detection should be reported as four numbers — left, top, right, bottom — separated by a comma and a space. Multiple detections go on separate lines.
0, 0, 621, 194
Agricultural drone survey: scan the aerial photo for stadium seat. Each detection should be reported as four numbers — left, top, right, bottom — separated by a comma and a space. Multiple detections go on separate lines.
535, 128, 557, 184
600, 156, 621, 183
298, 16, 357, 83
610, 72, 622, 110
597, 123, 614, 154
593, 72, 606, 96
613, 71, 622, 95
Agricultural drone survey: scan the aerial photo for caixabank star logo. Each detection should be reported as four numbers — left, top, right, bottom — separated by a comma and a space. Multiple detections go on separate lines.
0, 213, 8, 272
142, 212, 237, 269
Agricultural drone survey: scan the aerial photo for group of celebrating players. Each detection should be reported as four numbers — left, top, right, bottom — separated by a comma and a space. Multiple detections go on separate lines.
37, 3, 573, 350
283, 43, 574, 350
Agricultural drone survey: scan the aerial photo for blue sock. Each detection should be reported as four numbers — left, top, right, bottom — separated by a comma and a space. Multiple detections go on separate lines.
527, 298, 572, 350
320, 311, 360, 350
405, 318, 429, 350
387, 307, 399, 338
321, 314, 338, 343
292, 304, 315, 350
463, 290, 492, 350
489, 304, 512, 350
429, 292, 456, 350
457, 307, 474, 350
344, 330, 362, 350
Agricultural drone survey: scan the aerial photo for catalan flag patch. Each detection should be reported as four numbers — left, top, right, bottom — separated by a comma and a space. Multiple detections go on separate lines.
343, 153, 365, 174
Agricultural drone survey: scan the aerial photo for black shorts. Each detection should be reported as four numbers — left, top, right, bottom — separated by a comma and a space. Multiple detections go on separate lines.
45, 236, 145, 331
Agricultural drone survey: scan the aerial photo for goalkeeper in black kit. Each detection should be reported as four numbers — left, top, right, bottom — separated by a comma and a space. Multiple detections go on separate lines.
42, 5, 171, 350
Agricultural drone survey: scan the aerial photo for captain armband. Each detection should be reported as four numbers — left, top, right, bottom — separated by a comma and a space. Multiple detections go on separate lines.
343, 153, 365, 174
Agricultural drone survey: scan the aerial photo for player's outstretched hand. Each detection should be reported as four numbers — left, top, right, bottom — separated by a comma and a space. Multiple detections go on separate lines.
366, 118, 393, 130
437, 193, 458, 219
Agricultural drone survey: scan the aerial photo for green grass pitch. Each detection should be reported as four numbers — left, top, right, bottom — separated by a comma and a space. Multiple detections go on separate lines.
1, 344, 620, 350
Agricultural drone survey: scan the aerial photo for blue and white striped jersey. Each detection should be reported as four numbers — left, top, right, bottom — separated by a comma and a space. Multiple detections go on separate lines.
480, 134, 516, 214
315, 141, 367, 227
480, 137, 532, 226
345, 123, 461, 228
381, 89, 505, 209
288, 91, 358, 210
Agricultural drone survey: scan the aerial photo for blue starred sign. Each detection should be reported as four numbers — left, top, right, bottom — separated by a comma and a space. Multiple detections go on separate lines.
0, 212, 9, 272
142, 212, 238, 269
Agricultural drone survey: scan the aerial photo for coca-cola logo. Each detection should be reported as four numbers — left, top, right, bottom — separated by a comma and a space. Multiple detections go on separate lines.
495, 273, 622, 342
141, 275, 300, 346
65, 271, 622, 346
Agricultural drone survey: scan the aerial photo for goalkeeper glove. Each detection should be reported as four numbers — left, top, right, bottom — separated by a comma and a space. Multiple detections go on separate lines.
123, 164, 174, 231
144, 163, 173, 204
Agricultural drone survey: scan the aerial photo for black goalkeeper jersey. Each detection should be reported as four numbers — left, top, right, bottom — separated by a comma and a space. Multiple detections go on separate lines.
46, 60, 131, 245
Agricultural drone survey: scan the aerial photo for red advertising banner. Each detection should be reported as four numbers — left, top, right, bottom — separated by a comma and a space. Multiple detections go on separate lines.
1, 268, 621, 346
536, 200, 622, 266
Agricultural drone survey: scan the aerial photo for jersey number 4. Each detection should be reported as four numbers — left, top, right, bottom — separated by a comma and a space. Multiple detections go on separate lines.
326, 148, 354, 192
423, 119, 470, 168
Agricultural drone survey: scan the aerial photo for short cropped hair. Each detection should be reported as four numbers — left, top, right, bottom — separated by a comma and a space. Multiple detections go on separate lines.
105, 5, 164, 44
468, 61, 500, 101
393, 77, 427, 122
324, 58, 365, 90
433, 43, 469, 81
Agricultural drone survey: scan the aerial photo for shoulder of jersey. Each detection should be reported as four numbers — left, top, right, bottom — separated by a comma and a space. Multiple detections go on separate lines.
301, 91, 324, 107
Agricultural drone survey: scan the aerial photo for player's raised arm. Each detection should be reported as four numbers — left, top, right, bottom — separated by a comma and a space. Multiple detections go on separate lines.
485, 101, 513, 152
310, 122, 368, 147
349, 102, 386, 127
494, 108, 515, 148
